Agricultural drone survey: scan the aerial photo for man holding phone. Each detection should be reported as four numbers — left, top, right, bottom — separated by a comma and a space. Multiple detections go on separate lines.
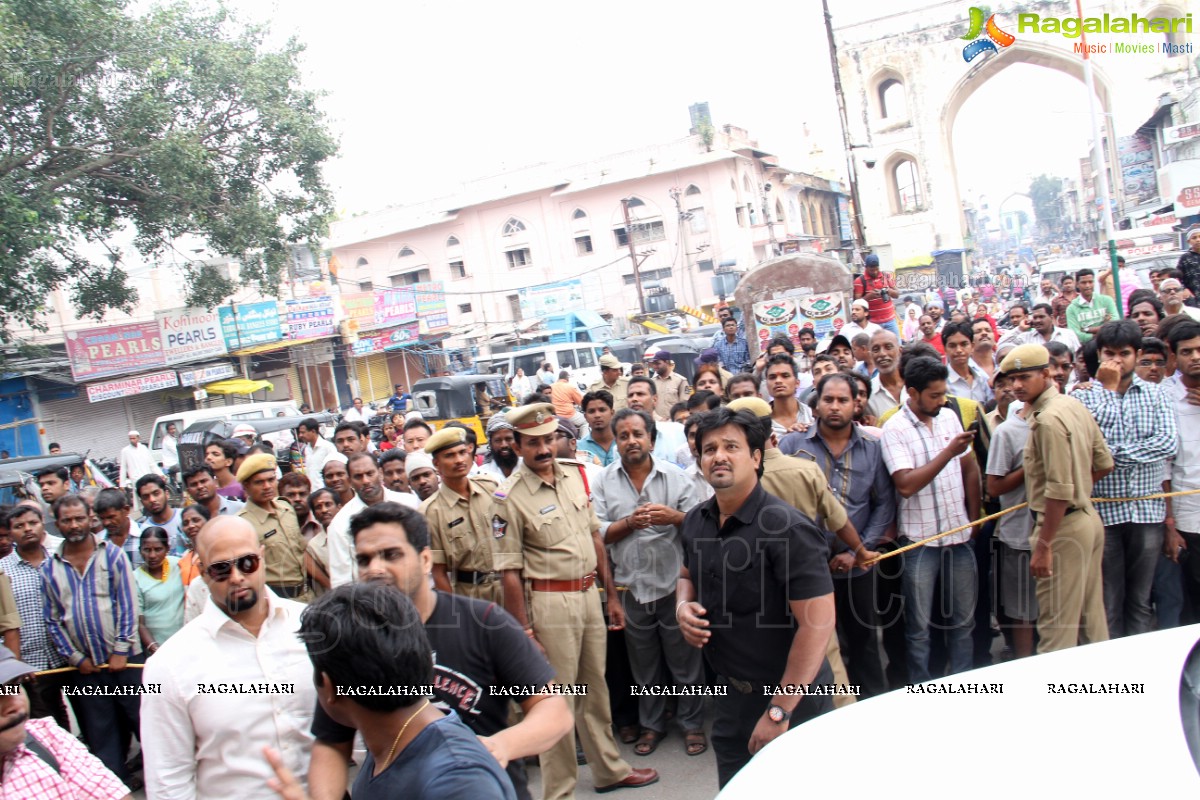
854, 254, 900, 336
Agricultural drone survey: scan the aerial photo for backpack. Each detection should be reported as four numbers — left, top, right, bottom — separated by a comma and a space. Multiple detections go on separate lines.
24, 730, 60, 775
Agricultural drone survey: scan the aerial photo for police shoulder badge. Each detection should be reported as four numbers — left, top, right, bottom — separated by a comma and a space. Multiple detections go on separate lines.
491, 515, 508, 539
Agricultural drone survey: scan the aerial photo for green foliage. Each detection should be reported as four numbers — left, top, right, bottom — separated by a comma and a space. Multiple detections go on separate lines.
0, 0, 337, 340
1029, 174, 1064, 234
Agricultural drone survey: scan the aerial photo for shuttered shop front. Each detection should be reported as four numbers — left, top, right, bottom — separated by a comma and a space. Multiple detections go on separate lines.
40, 393, 133, 460
356, 353, 391, 404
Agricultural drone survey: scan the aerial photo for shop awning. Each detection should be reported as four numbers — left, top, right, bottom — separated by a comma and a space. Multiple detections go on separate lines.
204, 379, 275, 395
228, 336, 332, 356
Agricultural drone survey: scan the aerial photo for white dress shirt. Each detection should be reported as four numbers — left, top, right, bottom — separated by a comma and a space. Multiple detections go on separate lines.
141, 591, 316, 800
341, 406, 367, 423
1004, 326, 1082, 354
302, 437, 338, 488
162, 434, 180, 471
118, 443, 161, 487
326, 489, 421, 587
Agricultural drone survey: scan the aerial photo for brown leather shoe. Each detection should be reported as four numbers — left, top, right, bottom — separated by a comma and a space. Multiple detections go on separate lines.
595, 768, 660, 793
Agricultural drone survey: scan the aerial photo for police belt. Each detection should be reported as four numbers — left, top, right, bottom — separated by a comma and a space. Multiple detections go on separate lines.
1030, 507, 1080, 524
268, 583, 307, 599
529, 572, 597, 592
454, 569, 501, 585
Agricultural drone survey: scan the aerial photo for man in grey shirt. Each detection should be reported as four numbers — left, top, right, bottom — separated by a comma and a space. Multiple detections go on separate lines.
984, 395, 1037, 659
594, 408, 705, 757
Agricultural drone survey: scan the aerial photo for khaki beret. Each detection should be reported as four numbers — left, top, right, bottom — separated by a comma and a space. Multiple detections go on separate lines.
599, 354, 621, 369
998, 343, 1050, 375
727, 396, 773, 419
425, 426, 468, 455
504, 403, 558, 437
236, 453, 276, 484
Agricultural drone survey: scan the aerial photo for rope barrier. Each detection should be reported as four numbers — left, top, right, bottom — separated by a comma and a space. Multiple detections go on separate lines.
859, 487, 1200, 567
33, 663, 146, 678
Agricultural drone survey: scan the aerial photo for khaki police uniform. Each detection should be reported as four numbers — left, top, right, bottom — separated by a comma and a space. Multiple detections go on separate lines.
239, 497, 312, 603
491, 403, 633, 800
999, 344, 1114, 653
421, 475, 521, 604
586, 376, 630, 411
1024, 382, 1113, 652
653, 370, 691, 419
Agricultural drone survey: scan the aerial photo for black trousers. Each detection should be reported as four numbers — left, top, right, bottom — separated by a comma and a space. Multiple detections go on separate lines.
25, 672, 72, 731
711, 660, 834, 789
874, 541, 908, 687
833, 573, 887, 698
605, 625, 639, 730
68, 662, 143, 782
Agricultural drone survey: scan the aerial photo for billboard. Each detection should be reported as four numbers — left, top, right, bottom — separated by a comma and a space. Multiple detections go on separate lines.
373, 288, 417, 329
340, 292, 377, 329
65, 321, 164, 381
218, 301, 282, 350
352, 322, 420, 356
413, 281, 449, 329
285, 296, 336, 338
752, 291, 848, 350
86, 370, 179, 403
520, 279, 584, 318
156, 308, 227, 365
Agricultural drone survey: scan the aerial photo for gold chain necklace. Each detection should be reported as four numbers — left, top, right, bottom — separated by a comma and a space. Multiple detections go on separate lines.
381, 699, 431, 770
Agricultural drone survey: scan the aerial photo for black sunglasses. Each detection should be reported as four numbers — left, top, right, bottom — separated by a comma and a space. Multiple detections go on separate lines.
204, 553, 261, 582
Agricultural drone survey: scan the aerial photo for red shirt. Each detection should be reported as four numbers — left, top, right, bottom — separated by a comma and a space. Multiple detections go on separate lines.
922, 333, 946, 358
855, 272, 897, 324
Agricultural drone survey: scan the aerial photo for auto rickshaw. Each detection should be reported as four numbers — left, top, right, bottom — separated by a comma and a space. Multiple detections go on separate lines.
177, 413, 337, 474
410, 375, 512, 444
0, 453, 114, 505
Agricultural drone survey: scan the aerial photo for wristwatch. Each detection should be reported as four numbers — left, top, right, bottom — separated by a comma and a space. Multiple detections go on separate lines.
766, 703, 791, 724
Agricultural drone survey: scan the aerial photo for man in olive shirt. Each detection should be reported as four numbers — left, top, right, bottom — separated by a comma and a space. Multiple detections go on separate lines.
422, 427, 523, 617
237, 453, 311, 602
492, 403, 657, 800
1002, 344, 1114, 653
587, 354, 630, 411
649, 349, 691, 420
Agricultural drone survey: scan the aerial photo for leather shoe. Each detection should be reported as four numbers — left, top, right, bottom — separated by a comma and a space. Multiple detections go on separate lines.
595, 768, 660, 793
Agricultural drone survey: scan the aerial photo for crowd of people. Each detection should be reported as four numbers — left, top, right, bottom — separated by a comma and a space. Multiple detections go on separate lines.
4, 246, 1200, 798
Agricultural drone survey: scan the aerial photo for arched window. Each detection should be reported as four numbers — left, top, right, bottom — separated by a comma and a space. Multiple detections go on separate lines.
572, 208, 588, 220
446, 235, 460, 247
355, 257, 369, 268
892, 158, 922, 213
1148, 5, 1187, 49
685, 184, 701, 196
742, 175, 752, 194
775, 200, 785, 223
800, 204, 810, 233
878, 78, 907, 120
828, 205, 840, 240
502, 218, 526, 236
626, 198, 645, 209
398, 246, 415, 257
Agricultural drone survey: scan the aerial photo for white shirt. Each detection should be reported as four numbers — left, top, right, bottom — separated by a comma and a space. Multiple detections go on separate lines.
118, 442, 161, 487
162, 435, 180, 470
946, 360, 994, 407
141, 591, 316, 800
1168, 377, 1200, 532
881, 403, 972, 545
302, 437, 338, 488
327, 488, 420, 587
342, 406, 368, 423
840, 321, 884, 343
1006, 326, 1081, 354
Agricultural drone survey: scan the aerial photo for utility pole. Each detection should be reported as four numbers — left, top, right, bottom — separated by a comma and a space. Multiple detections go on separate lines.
669, 187, 697, 307
622, 198, 647, 314
823, 0, 865, 253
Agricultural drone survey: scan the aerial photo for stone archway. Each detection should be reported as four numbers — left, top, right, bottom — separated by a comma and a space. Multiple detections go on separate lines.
836, 0, 1186, 261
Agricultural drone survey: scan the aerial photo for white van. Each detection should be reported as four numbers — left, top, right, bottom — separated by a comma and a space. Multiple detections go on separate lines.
148, 400, 301, 466
475, 342, 609, 390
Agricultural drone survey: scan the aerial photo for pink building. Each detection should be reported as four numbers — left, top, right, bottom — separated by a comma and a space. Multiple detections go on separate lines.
327, 123, 850, 348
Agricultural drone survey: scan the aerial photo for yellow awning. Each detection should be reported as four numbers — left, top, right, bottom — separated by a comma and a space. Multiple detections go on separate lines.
228, 336, 333, 356
895, 255, 935, 268
204, 379, 274, 395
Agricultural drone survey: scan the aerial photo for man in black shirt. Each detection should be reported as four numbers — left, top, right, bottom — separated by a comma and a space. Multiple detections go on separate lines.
676, 407, 835, 788
307, 502, 573, 800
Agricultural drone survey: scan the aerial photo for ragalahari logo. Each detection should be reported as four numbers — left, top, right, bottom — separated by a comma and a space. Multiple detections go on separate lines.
961, 7, 1016, 62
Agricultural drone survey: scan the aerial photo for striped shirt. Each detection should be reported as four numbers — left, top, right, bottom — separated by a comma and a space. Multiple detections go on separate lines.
881, 403, 972, 545
42, 538, 140, 666
1075, 377, 1177, 525
0, 548, 65, 670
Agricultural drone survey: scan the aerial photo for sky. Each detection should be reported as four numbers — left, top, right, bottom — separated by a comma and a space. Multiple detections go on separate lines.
208, 0, 1103, 222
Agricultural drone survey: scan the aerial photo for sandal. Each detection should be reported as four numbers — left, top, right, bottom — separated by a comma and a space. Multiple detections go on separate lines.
633, 729, 665, 756
684, 730, 708, 757
618, 725, 639, 745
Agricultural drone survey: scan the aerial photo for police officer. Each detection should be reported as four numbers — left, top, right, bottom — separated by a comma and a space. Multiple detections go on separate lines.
1002, 343, 1114, 653
491, 403, 657, 800
587, 354, 630, 411
422, 427, 523, 617
236, 453, 311, 602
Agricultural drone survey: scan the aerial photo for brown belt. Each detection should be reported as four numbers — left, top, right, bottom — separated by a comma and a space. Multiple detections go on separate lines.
529, 572, 597, 592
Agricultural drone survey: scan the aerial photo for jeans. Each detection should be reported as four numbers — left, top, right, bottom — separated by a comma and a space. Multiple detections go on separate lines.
1151, 554, 1185, 629
1101, 522, 1163, 638
901, 541, 977, 684
878, 318, 900, 337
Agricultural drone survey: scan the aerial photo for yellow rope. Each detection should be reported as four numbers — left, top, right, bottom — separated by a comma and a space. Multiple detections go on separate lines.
33, 662, 147, 678
860, 487, 1200, 567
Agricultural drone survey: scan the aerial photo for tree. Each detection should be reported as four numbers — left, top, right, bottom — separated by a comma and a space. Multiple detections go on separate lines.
1029, 174, 1064, 236
0, 0, 337, 339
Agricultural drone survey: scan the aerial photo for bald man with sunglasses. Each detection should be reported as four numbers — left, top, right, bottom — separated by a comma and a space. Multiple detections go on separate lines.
141, 515, 316, 800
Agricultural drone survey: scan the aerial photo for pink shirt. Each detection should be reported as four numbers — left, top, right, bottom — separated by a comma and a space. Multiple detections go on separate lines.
0, 717, 129, 800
